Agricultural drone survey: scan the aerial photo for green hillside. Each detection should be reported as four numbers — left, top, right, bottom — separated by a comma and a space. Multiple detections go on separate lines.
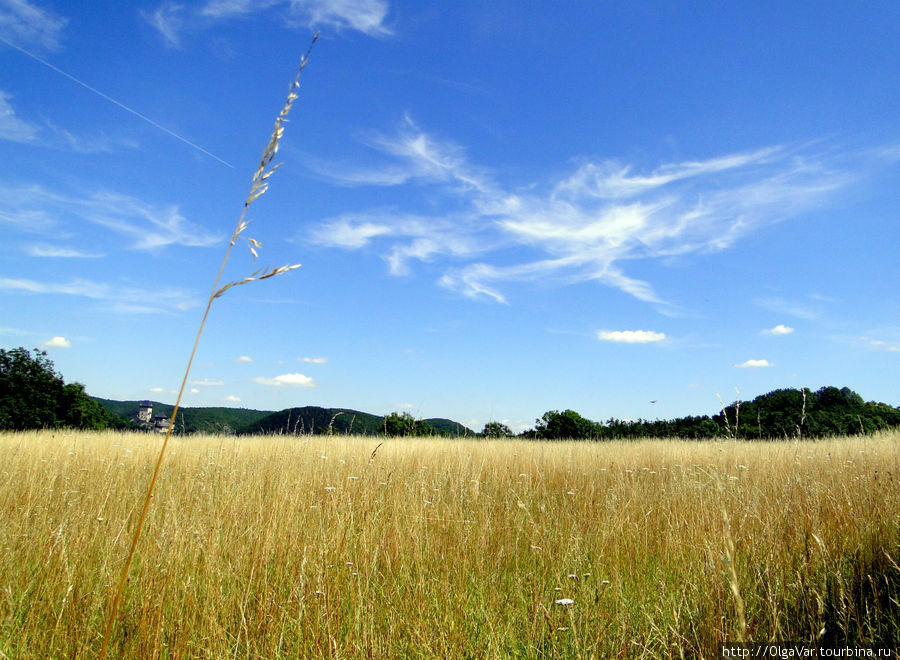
240, 406, 384, 435
92, 400, 477, 437
423, 418, 476, 437
240, 408, 477, 436
92, 398, 272, 434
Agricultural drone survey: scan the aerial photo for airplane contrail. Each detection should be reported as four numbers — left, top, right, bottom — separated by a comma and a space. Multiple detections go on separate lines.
0, 36, 235, 168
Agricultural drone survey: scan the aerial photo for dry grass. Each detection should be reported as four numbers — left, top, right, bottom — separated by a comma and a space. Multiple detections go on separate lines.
1, 430, 898, 657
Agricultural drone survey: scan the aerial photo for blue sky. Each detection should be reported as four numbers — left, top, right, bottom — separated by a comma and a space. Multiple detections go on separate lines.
1, 1, 898, 432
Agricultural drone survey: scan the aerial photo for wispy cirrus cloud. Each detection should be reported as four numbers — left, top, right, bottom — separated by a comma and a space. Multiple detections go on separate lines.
85, 191, 221, 249
203, 0, 391, 35
0, 91, 138, 153
189, 378, 224, 386
311, 211, 487, 276
862, 336, 900, 353
24, 244, 103, 258
309, 115, 492, 193
755, 296, 826, 321
1, 183, 221, 250
289, 0, 391, 36
0, 205, 56, 231
0, 276, 199, 314
140, 2, 185, 48
552, 147, 782, 200
144, 0, 391, 47
308, 119, 869, 308
0, 0, 67, 52
43, 121, 139, 154
0, 90, 38, 142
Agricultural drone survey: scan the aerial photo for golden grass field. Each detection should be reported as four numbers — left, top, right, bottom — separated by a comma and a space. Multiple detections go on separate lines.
0, 430, 897, 658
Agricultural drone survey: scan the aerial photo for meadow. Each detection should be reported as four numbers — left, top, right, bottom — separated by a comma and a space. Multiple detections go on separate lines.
0, 430, 897, 658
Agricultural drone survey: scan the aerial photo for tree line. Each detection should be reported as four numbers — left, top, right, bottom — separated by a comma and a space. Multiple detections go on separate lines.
505, 386, 900, 440
2, 346, 898, 439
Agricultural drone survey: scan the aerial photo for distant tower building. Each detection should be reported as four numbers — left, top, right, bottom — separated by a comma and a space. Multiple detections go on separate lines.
138, 400, 153, 423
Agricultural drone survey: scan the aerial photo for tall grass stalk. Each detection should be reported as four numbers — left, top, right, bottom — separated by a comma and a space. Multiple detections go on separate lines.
97, 34, 318, 660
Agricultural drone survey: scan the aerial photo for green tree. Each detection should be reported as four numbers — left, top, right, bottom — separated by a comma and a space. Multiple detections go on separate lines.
59, 383, 114, 430
382, 411, 435, 436
482, 421, 512, 438
0, 348, 64, 430
534, 409, 597, 440
0, 347, 112, 431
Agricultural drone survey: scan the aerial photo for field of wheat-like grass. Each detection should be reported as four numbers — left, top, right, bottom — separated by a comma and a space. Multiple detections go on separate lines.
0, 430, 897, 658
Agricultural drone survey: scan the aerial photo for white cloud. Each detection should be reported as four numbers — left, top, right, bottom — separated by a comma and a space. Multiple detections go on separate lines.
253, 373, 316, 387
0, 90, 39, 142
2, 183, 221, 250
310, 217, 392, 248
597, 330, 666, 344
3, 107, 136, 154
149, 387, 167, 393
554, 148, 782, 200
225, 394, 241, 402
762, 324, 794, 336
236, 355, 253, 363
189, 378, 224, 386
43, 121, 139, 154
199, 0, 282, 19
84, 191, 221, 250
140, 2, 184, 48
865, 338, 900, 352
25, 244, 103, 258
0, 0, 67, 51
438, 264, 509, 304
0, 206, 56, 231
147, 0, 390, 46
755, 297, 823, 321
190, 388, 200, 394
366, 115, 490, 192
286, 0, 392, 37
42, 335, 70, 348
301, 356, 327, 364
309, 122, 860, 307
733, 359, 773, 368
0, 276, 199, 314
311, 211, 485, 278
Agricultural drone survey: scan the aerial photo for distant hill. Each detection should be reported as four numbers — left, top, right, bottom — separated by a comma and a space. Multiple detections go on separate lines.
239, 407, 476, 437
241, 406, 383, 435
92, 399, 476, 437
91, 398, 271, 434
423, 418, 476, 437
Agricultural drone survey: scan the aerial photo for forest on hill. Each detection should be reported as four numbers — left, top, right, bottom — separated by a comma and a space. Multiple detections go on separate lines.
2, 347, 899, 439
87, 401, 476, 437
238, 407, 475, 437
524, 386, 900, 440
